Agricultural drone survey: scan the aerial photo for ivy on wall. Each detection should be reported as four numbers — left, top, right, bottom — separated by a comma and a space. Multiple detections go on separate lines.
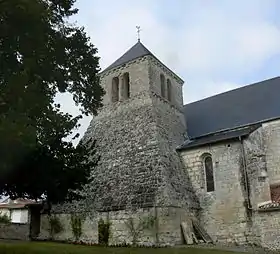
70, 214, 85, 241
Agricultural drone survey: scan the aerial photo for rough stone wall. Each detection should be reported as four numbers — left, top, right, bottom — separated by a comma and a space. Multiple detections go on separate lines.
262, 119, 280, 183
82, 92, 172, 210
244, 127, 270, 208
39, 207, 191, 246
79, 57, 165, 211
0, 223, 30, 240
148, 56, 184, 110
100, 56, 151, 106
39, 214, 98, 243
104, 207, 189, 246
78, 55, 198, 211
177, 119, 280, 249
147, 57, 198, 209
244, 120, 280, 250
253, 211, 280, 250
51, 54, 198, 245
179, 141, 249, 244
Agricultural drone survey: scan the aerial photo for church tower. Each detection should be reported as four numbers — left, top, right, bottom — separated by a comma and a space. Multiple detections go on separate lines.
83, 41, 199, 245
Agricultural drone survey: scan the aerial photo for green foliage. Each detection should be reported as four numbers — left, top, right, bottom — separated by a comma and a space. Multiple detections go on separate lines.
70, 213, 84, 241
98, 218, 111, 245
0, 0, 104, 205
125, 215, 157, 246
0, 212, 11, 224
48, 215, 63, 240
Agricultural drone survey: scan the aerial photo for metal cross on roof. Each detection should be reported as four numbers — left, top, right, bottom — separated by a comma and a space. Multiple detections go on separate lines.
136, 26, 141, 42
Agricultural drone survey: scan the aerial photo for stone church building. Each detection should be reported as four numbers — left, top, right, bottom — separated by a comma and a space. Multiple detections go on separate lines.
41, 41, 280, 250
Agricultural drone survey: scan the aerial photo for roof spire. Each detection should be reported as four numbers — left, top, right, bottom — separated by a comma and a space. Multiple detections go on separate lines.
136, 26, 141, 42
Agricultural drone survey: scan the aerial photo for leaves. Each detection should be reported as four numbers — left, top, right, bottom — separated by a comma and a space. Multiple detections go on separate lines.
0, 0, 103, 205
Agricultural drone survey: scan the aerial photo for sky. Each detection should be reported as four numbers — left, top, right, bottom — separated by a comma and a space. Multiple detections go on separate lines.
55, 0, 280, 144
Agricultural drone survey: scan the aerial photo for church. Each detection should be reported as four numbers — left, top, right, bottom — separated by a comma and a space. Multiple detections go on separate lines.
42, 40, 280, 250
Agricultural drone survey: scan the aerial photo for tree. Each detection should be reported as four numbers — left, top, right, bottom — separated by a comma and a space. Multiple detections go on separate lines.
0, 0, 104, 206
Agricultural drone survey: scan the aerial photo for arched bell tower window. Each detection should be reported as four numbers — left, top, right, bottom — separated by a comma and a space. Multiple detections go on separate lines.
160, 74, 166, 98
112, 77, 119, 102
167, 79, 172, 102
204, 154, 215, 192
122, 72, 130, 99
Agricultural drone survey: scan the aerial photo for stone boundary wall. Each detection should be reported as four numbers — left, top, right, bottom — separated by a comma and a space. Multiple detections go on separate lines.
38, 207, 191, 246
0, 223, 30, 240
255, 210, 280, 250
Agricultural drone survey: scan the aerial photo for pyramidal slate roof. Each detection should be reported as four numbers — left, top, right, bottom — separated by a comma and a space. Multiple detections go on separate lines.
184, 76, 280, 139
101, 41, 153, 73
101, 41, 184, 82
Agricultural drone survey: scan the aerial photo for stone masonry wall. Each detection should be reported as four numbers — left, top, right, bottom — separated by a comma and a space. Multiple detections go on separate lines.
78, 55, 198, 211
178, 119, 280, 249
0, 223, 30, 240
78, 57, 168, 211
100, 56, 151, 106
52, 55, 197, 245
39, 207, 191, 246
253, 211, 280, 250
39, 214, 98, 243
148, 57, 199, 209
244, 127, 270, 208
82, 91, 165, 210
179, 141, 249, 244
148, 55, 184, 110
244, 120, 280, 250
262, 119, 280, 183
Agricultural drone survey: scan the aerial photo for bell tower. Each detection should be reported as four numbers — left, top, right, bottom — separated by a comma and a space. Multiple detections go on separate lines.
82, 40, 199, 245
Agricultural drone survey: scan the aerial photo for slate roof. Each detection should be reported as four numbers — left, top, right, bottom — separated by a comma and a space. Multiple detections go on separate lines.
101, 41, 153, 73
184, 76, 280, 139
177, 124, 260, 151
101, 41, 184, 82
0, 198, 39, 209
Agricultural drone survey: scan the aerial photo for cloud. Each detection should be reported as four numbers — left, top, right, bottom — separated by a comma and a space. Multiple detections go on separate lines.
56, 0, 280, 143
180, 13, 280, 78
74, 0, 280, 81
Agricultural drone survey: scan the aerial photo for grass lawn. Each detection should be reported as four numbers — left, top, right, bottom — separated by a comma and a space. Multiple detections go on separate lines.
0, 241, 242, 254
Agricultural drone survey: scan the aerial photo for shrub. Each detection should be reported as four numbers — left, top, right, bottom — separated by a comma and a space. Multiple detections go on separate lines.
125, 215, 156, 246
98, 218, 111, 245
0, 212, 11, 224
70, 214, 84, 241
48, 215, 63, 240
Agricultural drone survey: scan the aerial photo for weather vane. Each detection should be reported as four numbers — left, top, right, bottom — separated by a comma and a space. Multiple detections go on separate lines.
136, 26, 141, 42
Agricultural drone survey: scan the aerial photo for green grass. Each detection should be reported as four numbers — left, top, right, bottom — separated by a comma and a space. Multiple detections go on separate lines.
0, 241, 240, 254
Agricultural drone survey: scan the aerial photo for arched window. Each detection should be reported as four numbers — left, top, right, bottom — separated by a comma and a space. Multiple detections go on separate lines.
160, 74, 166, 98
204, 155, 215, 192
122, 72, 130, 99
167, 79, 172, 102
112, 77, 119, 102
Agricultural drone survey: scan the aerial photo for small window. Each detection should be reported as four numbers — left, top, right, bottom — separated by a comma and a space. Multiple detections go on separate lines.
123, 72, 130, 99
167, 79, 172, 102
204, 155, 215, 192
112, 77, 119, 102
160, 74, 166, 98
